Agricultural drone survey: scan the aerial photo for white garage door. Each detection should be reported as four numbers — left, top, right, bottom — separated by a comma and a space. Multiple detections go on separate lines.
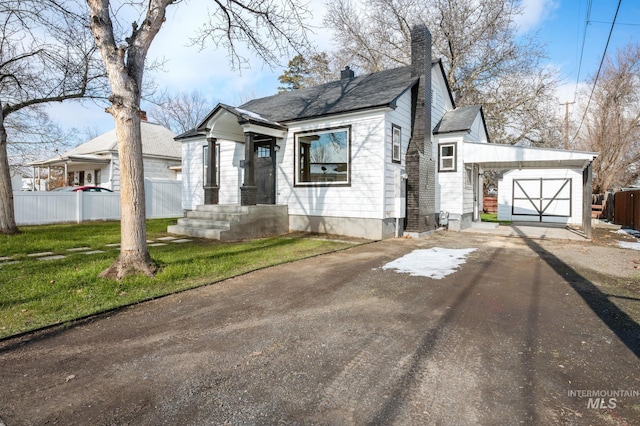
512, 178, 572, 222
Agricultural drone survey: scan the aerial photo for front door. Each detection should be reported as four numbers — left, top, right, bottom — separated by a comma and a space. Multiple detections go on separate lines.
255, 139, 276, 204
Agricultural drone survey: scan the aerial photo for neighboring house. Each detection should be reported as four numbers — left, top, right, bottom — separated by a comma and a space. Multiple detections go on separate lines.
30, 120, 181, 191
174, 25, 598, 240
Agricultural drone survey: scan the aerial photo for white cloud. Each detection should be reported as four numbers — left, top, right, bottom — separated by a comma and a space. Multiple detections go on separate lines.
40, 0, 336, 142
515, 0, 559, 34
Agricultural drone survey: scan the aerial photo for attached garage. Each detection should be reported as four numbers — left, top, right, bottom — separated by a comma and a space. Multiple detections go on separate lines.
463, 142, 598, 236
497, 168, 583, 224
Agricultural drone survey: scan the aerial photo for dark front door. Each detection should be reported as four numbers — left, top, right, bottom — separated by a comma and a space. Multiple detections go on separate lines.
255, 139, 276, 204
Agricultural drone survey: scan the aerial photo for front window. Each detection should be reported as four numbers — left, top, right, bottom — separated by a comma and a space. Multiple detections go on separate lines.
439, 142, 457, 172
296, 127, 350, 185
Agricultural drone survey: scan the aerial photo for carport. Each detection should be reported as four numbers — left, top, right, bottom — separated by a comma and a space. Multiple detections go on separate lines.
463, 142, 598, 238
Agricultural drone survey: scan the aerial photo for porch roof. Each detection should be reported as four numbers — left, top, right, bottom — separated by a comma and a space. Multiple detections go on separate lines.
30, 154, 111, 167
197, 104, 288, 141
463, 142, 598, 170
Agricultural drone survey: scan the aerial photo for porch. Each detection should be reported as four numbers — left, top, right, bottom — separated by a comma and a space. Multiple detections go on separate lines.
167, 204, 288, 241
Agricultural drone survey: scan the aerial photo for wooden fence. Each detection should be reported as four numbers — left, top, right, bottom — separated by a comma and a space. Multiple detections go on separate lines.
483, 196, 498, 214
613, 189, 640, 231
14, 179, 182, 226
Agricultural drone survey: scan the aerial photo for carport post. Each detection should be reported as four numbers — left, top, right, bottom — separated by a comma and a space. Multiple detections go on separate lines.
583, 162, 593, 239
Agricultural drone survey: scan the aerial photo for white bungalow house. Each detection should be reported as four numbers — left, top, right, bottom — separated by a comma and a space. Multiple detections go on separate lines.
171, 25, 597, 241
30, 120, 182, 191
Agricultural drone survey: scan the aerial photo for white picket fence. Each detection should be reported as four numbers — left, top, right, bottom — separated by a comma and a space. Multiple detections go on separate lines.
14, 179, 183, 226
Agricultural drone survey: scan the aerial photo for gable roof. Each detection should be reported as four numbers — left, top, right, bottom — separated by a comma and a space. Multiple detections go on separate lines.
196, 103, 286, 133
65, 121, 180, 159
433, 105, 483, 134
238, 65, 422, 123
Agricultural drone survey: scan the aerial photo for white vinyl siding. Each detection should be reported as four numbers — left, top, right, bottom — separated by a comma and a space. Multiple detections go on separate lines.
218, 141, 242, 204
431, 66, 453, 132
468, 114, 488, 143
181, 138, 205, 210
279, 111, 387, 219
384, 91, 411, 219
435, 136, 464, 215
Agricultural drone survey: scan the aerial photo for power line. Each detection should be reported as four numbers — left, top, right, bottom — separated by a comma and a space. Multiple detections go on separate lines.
570, 0, 622, 144
574, 0, 593, 102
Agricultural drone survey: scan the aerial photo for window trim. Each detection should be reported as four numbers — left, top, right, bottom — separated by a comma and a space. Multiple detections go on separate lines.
294, 126, 352, 187
464, 165, 473, 188
438, 142, 457, 172
391, 124, 401, 164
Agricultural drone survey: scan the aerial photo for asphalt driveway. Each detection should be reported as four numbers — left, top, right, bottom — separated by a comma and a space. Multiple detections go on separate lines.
1, 231, 639, 425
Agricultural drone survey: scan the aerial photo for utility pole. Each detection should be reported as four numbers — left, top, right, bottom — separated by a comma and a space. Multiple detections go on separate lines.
561, 101, 575, 149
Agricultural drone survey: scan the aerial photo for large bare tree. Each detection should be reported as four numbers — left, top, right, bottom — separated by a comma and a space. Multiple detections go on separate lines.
86, 0, 311, 279
576, 44, 640, 193
0, 0, 103, 234
148, 90, 211, 134
323, 0, 561, 145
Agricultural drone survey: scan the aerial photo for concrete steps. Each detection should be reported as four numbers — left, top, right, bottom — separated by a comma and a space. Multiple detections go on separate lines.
168, 204, 288, 241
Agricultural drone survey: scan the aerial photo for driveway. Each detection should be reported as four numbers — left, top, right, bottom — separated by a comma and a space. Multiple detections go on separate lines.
1, 231, 639, 425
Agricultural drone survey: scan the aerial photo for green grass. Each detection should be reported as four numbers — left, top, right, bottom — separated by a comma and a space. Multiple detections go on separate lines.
481, 213, 511, 224
0, 219, 360, 338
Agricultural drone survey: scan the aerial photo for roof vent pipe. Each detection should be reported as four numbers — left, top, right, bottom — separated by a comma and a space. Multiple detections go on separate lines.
341, 66, 355, 80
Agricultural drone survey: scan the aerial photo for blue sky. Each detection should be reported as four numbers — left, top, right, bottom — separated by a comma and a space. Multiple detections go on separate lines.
44, 0, 640, 143
530, 0, 640, 103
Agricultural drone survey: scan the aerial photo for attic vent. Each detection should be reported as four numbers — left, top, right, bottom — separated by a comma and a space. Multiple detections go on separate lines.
341, 66, 355, 80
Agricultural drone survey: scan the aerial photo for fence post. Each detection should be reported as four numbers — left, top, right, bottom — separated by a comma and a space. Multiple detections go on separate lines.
76, 191, 83, 223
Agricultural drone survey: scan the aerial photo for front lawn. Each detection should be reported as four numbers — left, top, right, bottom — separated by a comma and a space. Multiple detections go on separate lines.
0, 219, 360, 338
481, 213, 511, 224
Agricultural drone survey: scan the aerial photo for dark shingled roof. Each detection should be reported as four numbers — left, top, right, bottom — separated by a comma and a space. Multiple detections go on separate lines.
239, 66, 419, 123
174, 127, 202, 140
433, 105, 482, 134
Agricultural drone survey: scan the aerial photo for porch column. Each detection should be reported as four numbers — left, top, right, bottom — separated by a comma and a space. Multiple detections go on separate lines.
583, 162, 593, 239
204, 137, 219, 204
241, 132, 257, 205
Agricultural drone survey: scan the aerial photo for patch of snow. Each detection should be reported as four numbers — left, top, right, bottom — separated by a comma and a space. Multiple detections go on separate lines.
618, 241, 640, 251
614, 229, 640, 238
382, 247, 476, 279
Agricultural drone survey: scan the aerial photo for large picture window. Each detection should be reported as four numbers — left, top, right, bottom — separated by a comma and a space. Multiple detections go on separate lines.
295, 127, 350, 185
438, 142, 457, 172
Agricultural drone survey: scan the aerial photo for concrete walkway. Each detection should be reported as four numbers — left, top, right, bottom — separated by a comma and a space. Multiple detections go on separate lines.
463, 221, 589, 241
0, 237, 193, 267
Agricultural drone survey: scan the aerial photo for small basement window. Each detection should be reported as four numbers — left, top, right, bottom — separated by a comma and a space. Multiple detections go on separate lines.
439, 143, 457, 172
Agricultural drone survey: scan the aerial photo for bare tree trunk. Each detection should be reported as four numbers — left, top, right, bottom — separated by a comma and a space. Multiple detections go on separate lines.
99, 105, 156, 279
0, 106, 19, 235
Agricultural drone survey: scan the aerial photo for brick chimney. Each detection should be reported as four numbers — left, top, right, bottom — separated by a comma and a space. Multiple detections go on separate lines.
139, 110, 148, 121
405, 24, 437, 233
341, 66, 355, 80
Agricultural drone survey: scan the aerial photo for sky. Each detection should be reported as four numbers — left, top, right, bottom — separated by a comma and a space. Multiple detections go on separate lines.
44, 0, 640, 144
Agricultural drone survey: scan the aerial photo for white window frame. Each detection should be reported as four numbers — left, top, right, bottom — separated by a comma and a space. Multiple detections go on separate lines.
438, 142, 457, 172
465, 165, 473, 188
391, 124, 401, 163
